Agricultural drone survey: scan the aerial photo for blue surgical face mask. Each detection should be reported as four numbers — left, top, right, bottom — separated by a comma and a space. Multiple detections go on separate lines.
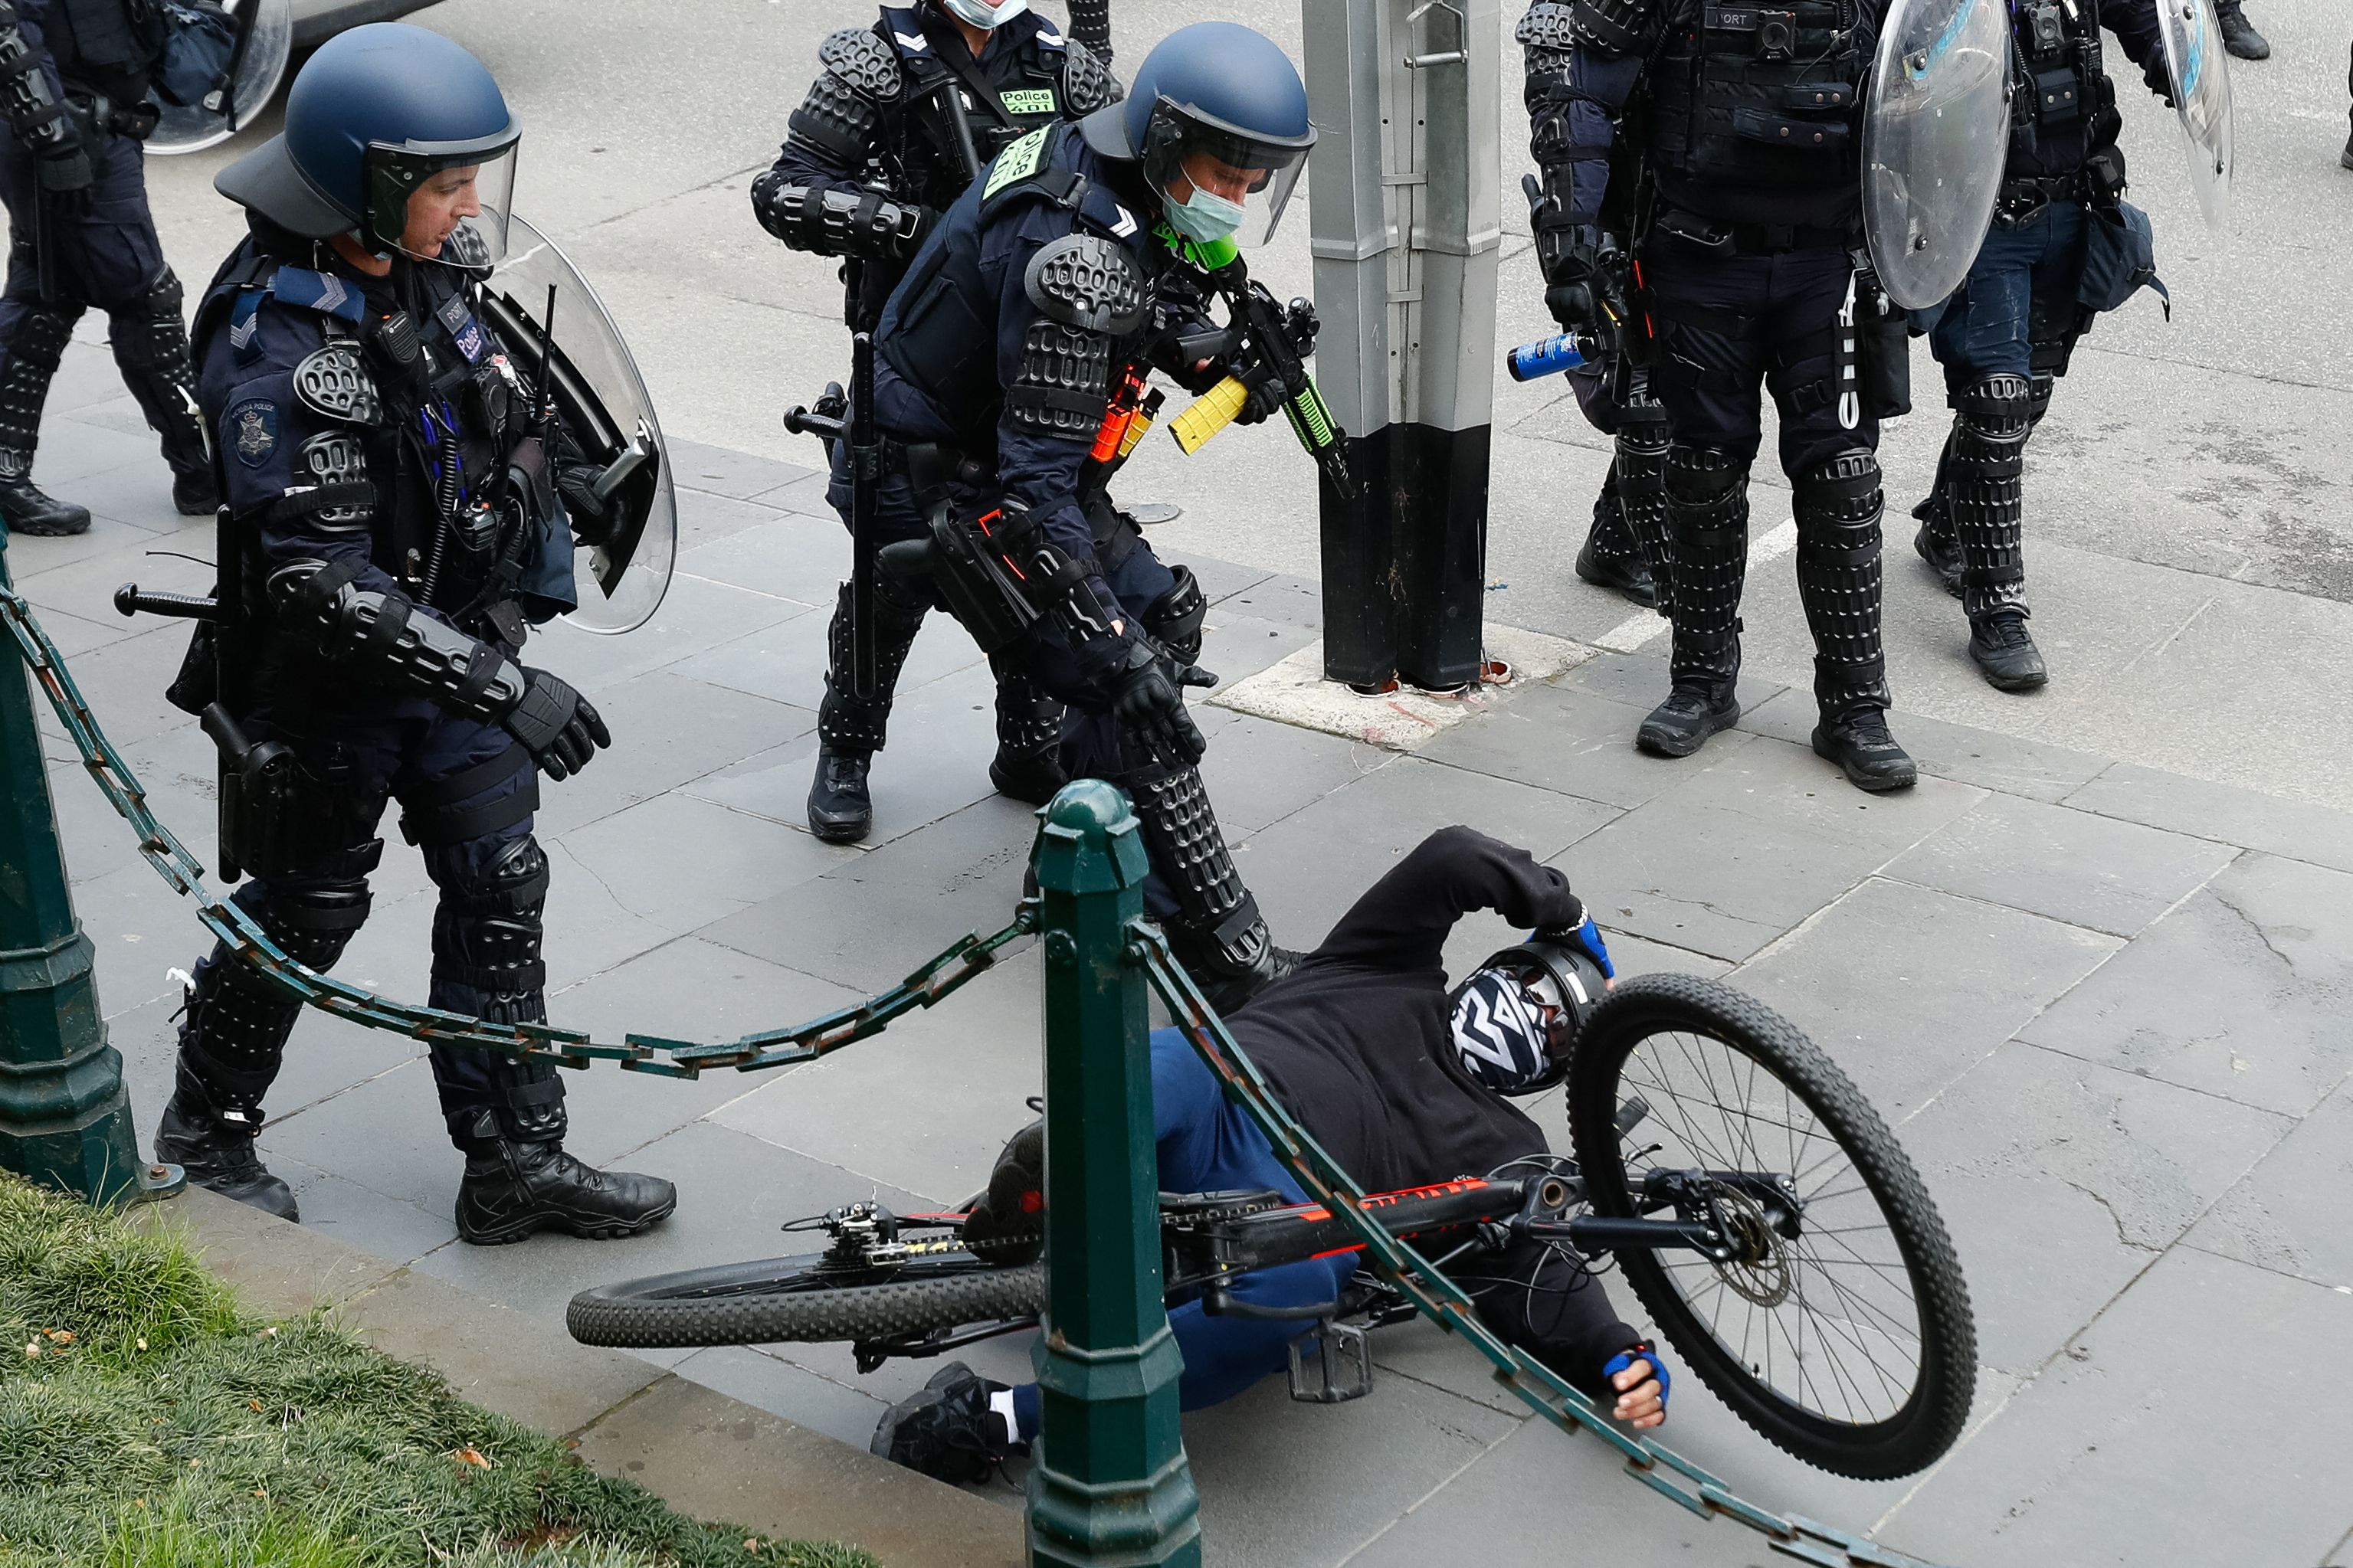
1162, 185, 1247, 244
941, 0, 1027, 28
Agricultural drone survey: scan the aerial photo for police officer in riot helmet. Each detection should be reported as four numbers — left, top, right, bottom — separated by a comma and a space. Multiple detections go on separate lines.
850, 20, 1310, 1012
752, 0, 1122, 844
154, 25, 675, 1243
1910, 0, 2174, 692
0, 0, 227, 535
1529, 0, 1919, 792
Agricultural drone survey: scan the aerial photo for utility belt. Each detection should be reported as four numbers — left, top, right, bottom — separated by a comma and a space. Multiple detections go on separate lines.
1994, 172, 2085, 225
65, 90, 159, 142
1650, 207, 1854, 258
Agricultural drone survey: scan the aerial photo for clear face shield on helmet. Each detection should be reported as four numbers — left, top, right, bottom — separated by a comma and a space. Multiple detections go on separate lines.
365, 135, 521, 268
1141, 109, 1309, 249
938, 0, 1029, 28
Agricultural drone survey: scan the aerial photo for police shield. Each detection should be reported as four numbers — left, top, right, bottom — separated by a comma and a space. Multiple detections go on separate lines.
2158, 0, 2233, 231
1860, 0, 2009, 309
482, 217, 677, 635
148, 0, 295, 155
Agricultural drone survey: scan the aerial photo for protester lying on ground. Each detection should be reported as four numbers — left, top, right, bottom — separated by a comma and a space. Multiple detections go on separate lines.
870, 826, 1670, 1481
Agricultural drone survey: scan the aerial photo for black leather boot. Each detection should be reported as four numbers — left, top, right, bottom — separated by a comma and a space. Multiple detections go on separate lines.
2214, 0, 2267, 59
0, 457, 91, 535
808, 750, 875, 843
154, 1058, 300, 1221
452, 1099, 677, 1246
172, 468, 219, 516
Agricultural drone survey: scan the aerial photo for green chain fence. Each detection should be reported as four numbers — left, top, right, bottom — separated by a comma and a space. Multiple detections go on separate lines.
0, 576, 1946, 1568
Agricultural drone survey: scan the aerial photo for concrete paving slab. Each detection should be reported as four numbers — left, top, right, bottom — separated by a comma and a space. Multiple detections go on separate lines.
258, 1056, 463, 1219
1181, 1367, 1521, 1568
1195, 610, 1322, 689
1211, 627, 1591, 751
2020, 853, 2353, 1118
1184, 552, 1275, 606
667, 585, 982, 712
264, 1154, 459, 1268
1557, 737, 1982, 962
2064, 761, 2353, 876
558, 791, 850, 940
1883, 1249, 2353, 1568
669, 1343, 893, 1455
2183, 1081, 2353, 1294
1881, 794, 2239, 938
1421, 677, 1757, 812
1198, 714, 1393, 836
1731, 876, 2123, 1123
673, 508, 844, 607
527, 667, 814, 840
710, 948, 1047, 1206
1555, 647, 1786, 715
1896, 1041, 2289, 1374
1214, 572, 1325, 633
665, 438, 822, 503
527, 571, 813, 697
16, 411, 175, 493
696, 797, 1037, 994
573, 1373, 1024, 1568
26, 625, 199, 755
340, 1265, 664, 1435
1742, 687, 2115, 804
133, 1185, 398, 1321
541, 835, 687, 990
15, 525, 212, 626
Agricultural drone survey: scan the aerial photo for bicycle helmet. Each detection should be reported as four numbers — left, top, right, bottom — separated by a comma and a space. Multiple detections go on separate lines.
1447, 934, 1611, 1096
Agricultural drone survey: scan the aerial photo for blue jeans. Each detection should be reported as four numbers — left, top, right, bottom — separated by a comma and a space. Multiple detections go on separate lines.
1927, 201, 2087, 394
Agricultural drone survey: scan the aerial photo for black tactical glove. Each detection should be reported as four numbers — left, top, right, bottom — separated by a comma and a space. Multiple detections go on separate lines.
2141, 53, 2174, 106
555, 459, 614, 547
1111, 641, 1211, 769
502, 667, 610, 781
1233, 364, 1286, 427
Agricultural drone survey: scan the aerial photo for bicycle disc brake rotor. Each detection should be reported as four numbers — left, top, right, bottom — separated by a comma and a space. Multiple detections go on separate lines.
1707, 1187, 1791, 1308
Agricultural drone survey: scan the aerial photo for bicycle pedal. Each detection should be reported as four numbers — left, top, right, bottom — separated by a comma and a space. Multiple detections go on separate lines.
1286, 1320, 1375, 1404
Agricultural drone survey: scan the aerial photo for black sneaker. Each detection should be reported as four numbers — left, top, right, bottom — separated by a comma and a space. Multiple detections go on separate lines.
988, 745, 1067, 807
1636, 685, 1740, 758
1811, 707, 1918, 793
1575, 537, 1658, 609
871, 1362, 1021, 1485
959, 1119, 1044, 1265
154, 1098, 299, 1221
172, 469, 218, 517
2215, 2, 2268, 58
454, 1138, 677, 1246
806, 750, 873, 844
1968, 611, 2049, 692
1912, 521, 1962, 598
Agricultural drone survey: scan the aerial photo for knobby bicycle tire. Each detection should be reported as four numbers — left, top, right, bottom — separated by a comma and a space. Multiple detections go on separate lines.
568, 1251, 1047, 1350
1565, 973, 1976, 1480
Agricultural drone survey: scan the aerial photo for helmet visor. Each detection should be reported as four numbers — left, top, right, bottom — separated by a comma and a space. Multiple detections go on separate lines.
1144, 111, 1311, 248
366, 135, 519, 267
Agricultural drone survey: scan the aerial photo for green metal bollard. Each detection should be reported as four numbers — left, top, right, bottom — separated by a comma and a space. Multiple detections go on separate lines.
0, 527, 172, 1205
1027, 781, 1201, 1567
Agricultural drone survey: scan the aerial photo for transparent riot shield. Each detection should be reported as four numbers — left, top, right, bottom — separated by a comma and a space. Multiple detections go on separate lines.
482, 217, 677, 635
1860, 0, 2009, 309
2158, 0, 2233, 231
148, 0, 294, 155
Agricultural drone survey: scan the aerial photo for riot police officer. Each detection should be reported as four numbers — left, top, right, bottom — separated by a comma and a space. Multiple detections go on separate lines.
1529, 0, 1917, 792
849, 20, 1311, 1011
1911, 0, 2171, 692
1518, 14, 1661, 612
752, 0, 1122, 844
0, 0, 219, 535
151, 25, 675, 1242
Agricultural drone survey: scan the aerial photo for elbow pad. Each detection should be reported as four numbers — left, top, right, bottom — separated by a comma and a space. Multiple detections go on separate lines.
267, 561, 527, 722
787, 30, 898, 165
754, 175, 929, 259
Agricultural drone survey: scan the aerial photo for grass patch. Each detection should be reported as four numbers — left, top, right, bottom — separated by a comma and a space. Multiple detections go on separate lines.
0, 1176, 874, 1568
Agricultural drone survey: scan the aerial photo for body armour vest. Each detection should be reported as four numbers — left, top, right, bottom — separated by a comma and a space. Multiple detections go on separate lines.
877, 122, 1158, 448
877, 5, 1079, 211
1648, 0, 1875, 233
2003, 0, 2120, 182
54, 0, 167, 95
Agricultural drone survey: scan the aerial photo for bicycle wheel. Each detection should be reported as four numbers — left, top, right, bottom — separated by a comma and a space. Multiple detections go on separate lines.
568, 1250, 1046, 1350
1565, 974, 1974, 1480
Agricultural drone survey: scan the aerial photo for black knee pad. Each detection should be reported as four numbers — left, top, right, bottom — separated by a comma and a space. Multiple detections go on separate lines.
1142, 565, 1207, 666
1954, 374, 2031, 450
1793, 449, 1884, 538
432, 835, 550, 1024
183, 863, 376, 1082
1664, 445, 1747, 509
110, 268, 191, 371
5, 299, 82, 370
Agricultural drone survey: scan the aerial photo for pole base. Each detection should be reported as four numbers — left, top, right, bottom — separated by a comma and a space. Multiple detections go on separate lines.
136, 1161, 187, 1202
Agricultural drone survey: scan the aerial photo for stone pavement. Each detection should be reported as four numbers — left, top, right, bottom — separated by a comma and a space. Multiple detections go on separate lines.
14, 333, 2353, 1566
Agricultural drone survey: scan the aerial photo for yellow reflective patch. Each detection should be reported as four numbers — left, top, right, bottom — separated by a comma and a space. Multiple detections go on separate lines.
982, 127, 1050, 199
1001, 88, 1057, 115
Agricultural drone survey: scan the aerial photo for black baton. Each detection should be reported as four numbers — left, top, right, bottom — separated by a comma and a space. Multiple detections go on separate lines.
849, 331, 880, 700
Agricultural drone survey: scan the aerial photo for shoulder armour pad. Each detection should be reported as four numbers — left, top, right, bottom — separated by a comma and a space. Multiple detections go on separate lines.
1516, 1, 1581, 54
1060, 39, 1122, 114
1024, 233, 1147, 335
818, 26, 903, 100
290, 342, 384, 427
1565, 0, 1648, 54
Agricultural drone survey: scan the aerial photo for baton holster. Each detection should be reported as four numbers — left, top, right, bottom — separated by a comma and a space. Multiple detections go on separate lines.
202, 703, 300, 883
923, 498, 1041, 655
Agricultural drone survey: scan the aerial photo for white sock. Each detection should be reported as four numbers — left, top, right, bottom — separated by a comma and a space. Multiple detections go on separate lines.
988, 1387, 1020, 1444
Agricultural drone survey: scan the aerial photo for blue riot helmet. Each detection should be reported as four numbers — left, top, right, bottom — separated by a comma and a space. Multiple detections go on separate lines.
1078, 21, 1314, 247
215, 23, 521, 267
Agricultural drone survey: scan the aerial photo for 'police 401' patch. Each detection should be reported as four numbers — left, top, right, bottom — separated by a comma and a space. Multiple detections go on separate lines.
228, 398, 278, 467
983, 127, 1050, 200
1001, 87, 1055, 115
